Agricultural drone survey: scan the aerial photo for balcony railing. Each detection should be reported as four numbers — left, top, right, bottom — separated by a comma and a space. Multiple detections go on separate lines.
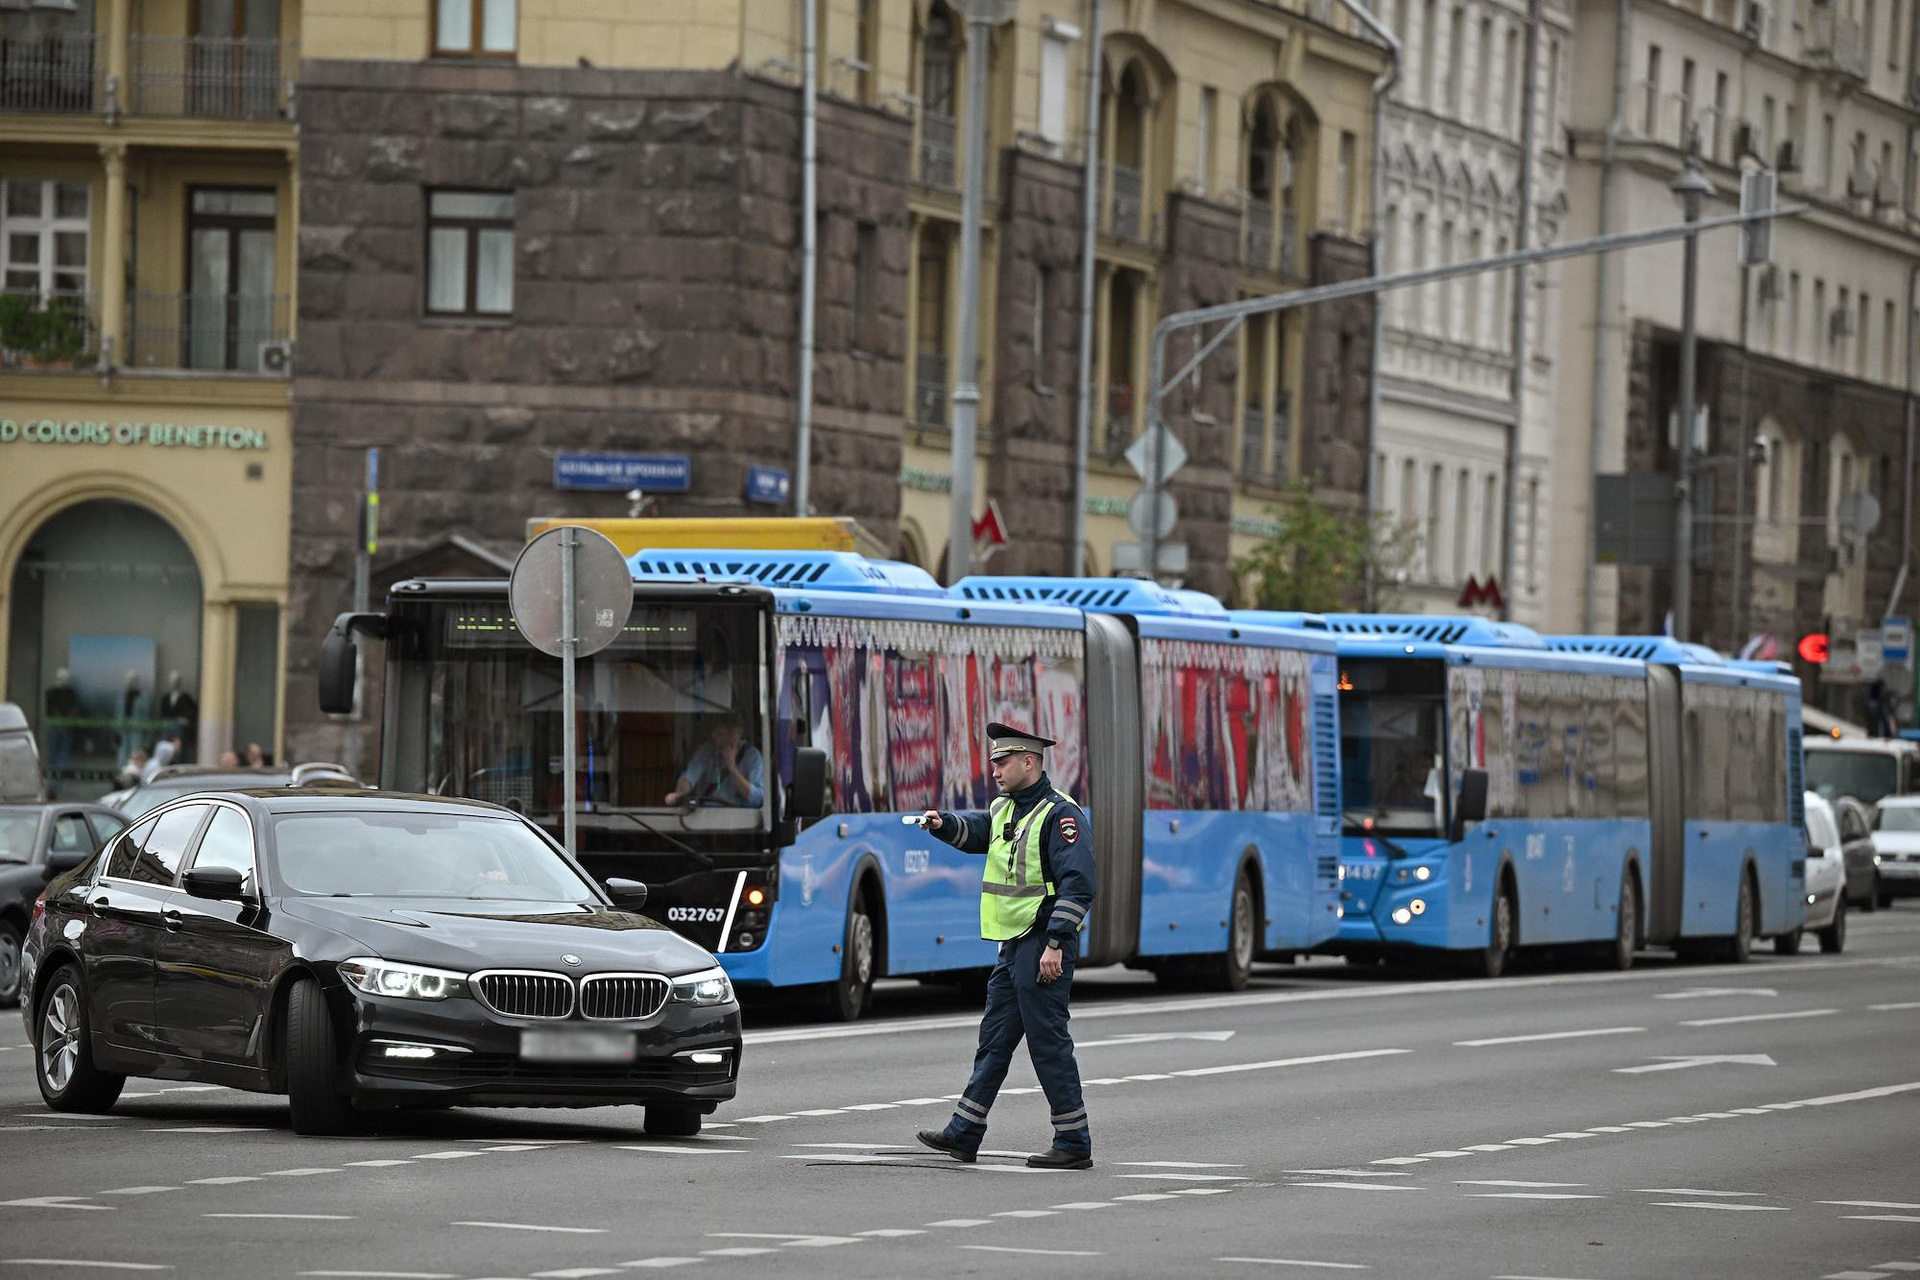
1105, 163, 1143, 240
1241, 200, 1300, 275
0, 32, 103, 113
129, 291, 290, 373
1240, 404, 1267, 475
1102, 382, 1135, 459
127, 36, 296, 121
918, 110, 958, 190
1238, 394, 1292, 485
0, 31, 295, 119
912, 349, 948, 428
0, 290, 100, 369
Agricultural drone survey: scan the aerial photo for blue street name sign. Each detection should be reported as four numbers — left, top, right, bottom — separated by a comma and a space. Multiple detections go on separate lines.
745, 464, 791, 506
553, 453, 692, 493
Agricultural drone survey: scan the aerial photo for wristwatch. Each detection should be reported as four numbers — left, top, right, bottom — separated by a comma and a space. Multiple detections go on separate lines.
1045, 938, 1062, 951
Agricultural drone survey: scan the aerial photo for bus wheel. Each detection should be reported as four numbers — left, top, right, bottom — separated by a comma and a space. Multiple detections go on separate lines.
823, 891, 876, 1022
1722, 874, 1756, 964
1201, 869, 1257, 992
1605, 873, 1638, 971
1466, 885, 1516, 979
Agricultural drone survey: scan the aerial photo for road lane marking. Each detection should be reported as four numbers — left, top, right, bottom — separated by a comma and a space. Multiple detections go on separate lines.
1115, 1174, 1248, 1182
1651, 1201, 1789, 1212
343, 1161, 413, 1169
263, 1168, 339, 1177
1462, 1144, 1515, 1152
1824, 1272, 1897, 1280
616, 1260, 702, 1269
1456, 1027, 1643, 1047
1657, 987, 1778, 999
1049, 1202, 1116, 1210
1294, 1182, 1424, 1192
1285, 1170, 1411, 1178
856, 1230, 926, 1237
1469, 1193, 1603, 1200
960, 1246, 1102, 1257
1169, 1048, 1412, 1079
1501, 1138, 1560, 1145
1217, 1259, 1368, 1270
698, 1249, 778, 1258
1867, 1265, 1920, 1273
994, 1210, 1059, 1217
1870, 1002, 1920, 1011
1843, 1215, 1920, 1223
1113, 1194, 1179, 1202
731, 1115, 793, 1124
100, 1188, 176, 1196
298, 1272, 457, 1278
184, 1178, 259, 1186
1171, 1188, 1236, 1196
925, 1219, 992, 1227
1543, 1132, 1597, 1139
450, 1221, 606, 1233
1456, 1181, 1587, 1188
614, 1146, 740, 1155
409, 1152, 480, 1161
0, 1264, 171, 1272
1413, 1151, 1474, 1158
1615, 1055, 1776, 1073
1819, 1201, 1920, 1209
1636, 1188, 1760, 1197
142, 1128, 262, 1135
531, 1270, 624, 1278
204, 1214, 353, 1220
1680, 1009, 1837, 1027
1370, 1157, 1429, 1165
1119, 1161, 1245, 1168
0, 1197, 109, 1211
779, 1154, 905, 1163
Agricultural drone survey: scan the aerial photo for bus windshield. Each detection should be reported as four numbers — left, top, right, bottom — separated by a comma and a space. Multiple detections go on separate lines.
397, 597, 769, 834
1338, 658, 1446, 837
1805, 749, 1901, 806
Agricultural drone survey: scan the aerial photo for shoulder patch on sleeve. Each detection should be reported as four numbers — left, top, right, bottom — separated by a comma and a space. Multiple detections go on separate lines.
1057, 814, 1078, 844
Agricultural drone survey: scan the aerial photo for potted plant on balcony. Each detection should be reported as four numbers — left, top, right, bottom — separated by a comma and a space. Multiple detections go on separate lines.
0, 294, 90, 370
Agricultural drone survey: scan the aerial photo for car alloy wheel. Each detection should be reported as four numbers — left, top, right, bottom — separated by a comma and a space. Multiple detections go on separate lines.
39, 982, 80, 1093
0, 921, 21, 1007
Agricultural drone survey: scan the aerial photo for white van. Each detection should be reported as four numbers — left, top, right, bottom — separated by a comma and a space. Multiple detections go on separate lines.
1803, 736, 1920, 808
0, 703, 44, 803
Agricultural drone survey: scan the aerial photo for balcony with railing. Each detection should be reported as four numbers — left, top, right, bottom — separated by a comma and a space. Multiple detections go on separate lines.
912, 349, 949, 428
0, 290, 100, 370
1102, 382, 1135, 459
1237, 393, 1292, 486
128, 291, 291, 373
0, 30, 295, 120
1104, 163, 1144, 241
1241, 200, 1299, 276
917, 110, 958, 190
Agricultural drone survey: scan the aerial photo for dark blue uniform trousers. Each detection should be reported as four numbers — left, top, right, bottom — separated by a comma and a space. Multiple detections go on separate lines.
941, 928, 1090, 1157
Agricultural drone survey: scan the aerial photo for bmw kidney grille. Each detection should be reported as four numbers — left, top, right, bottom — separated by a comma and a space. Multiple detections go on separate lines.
580, 974, 670, 1021
474, 971, 575, 1019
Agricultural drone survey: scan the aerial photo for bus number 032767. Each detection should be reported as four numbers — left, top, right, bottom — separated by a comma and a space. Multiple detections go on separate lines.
667, 907, 727, 924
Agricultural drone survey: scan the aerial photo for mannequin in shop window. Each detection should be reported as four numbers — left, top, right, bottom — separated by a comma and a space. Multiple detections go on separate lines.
159, 672, 198, 764
43, 668, 80, 778
116, 672, 149, 771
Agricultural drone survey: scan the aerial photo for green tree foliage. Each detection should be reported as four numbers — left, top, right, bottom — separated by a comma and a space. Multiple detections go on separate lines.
1231, 478, 1423, 612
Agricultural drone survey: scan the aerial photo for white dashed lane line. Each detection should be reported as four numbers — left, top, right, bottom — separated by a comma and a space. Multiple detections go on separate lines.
1820, 1201, 1920, 1210
1651, 1201, 1791, 1212
0, 1263, 172, 1272
1679, 1008, 1839, 1027
450, 1221, 606, 1234
1215, 1258, 1369, 1270
298, 1271, 458, 1279
1455, 1027, 1645, 1047
959, 1245, 1102, 1256
203, 1213, 354, 1221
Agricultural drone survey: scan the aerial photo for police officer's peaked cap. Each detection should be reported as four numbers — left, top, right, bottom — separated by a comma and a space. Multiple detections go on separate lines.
986, 722, 1054, 759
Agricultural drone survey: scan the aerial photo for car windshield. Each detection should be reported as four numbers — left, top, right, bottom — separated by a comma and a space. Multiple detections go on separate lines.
123, 777, 286, 818
0, 809, 38, 864
270, 810, 600, 901
1805, 750, 1901, 806
1805, 806, 1839, 849
1877, 805, 1920, 833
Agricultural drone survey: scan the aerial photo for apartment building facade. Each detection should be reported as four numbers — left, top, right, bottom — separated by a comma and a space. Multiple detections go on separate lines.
1559, 0, 1920, 713
0, 0, 298, 794
282, 0, 1390, 762
1371, 0, 1572, 625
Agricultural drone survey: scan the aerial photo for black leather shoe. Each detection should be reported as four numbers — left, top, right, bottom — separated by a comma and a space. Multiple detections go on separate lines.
1026, 1147, 1093, 1170
916, 1129, 978, 1163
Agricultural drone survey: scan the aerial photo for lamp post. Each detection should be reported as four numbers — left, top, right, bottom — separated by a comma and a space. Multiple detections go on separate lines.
1670, 128, 1714, 643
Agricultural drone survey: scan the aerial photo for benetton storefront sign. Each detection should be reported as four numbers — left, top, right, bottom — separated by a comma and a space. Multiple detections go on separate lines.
1, 416, 270, 450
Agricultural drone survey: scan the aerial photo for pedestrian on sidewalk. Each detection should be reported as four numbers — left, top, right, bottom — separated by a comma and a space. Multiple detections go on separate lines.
914, 722, 1096, 1169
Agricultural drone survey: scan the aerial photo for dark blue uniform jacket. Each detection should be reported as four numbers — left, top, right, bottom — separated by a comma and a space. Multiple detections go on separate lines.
935, 772, 1096, 946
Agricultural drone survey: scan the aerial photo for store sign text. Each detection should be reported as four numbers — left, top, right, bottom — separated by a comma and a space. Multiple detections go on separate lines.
0, 417, 270, 450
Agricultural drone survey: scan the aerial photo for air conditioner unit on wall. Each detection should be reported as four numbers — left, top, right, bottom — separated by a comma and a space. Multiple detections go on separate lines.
258, 340, 292, 376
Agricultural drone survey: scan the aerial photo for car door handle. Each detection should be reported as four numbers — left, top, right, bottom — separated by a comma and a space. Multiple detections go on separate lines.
90, 895, 110, 912
162, 909, 184, 931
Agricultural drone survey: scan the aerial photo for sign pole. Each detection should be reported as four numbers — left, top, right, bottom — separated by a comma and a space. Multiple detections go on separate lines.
560, 525, 578, 860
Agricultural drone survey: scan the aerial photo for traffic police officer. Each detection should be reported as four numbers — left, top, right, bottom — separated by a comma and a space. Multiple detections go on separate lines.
914, 722, 1096, 1169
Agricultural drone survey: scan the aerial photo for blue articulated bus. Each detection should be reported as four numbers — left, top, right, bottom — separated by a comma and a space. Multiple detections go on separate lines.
1224, 615, 1804, 975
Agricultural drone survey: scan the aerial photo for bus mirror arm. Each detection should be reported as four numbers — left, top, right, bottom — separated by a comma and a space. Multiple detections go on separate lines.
1450, 768, 1489, 843
317, 612, 388, 715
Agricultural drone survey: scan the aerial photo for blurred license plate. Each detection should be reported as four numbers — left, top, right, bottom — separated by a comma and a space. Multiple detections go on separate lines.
520, 1029, 636, 1063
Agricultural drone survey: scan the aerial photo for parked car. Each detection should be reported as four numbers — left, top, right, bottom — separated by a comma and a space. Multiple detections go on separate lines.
1804, 736, 1920, 808
21, 790, 739, 1136
1790, 794, 1850, 954
1833, 796, 1883, 911
108, 764, 359, 818
1870, 794, 1920, 907
0, 803, 128, 1006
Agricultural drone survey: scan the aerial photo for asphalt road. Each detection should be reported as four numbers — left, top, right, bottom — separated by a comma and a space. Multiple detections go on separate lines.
3, 910, 1919, 1280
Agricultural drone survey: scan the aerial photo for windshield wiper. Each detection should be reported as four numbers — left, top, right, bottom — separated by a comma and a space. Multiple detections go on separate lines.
605, 809, 714, 870
1341, 812, 1413, 858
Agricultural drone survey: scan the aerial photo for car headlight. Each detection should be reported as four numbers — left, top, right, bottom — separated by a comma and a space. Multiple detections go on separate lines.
338, 957, 469, 1001
670, 965, 734, 1005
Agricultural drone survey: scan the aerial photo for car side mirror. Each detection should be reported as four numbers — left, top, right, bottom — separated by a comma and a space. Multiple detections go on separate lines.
1806, 842, 1826, 858
790, 747, 829, 822
1450, 768, 1489, 842
43, 849, 88, 878
183, 865, 248, 901
603, 877, 648, 911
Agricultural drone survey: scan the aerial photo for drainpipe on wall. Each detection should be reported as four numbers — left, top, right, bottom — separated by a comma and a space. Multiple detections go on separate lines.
794, 0, 819, 517
1583, 0, 1634, 632
1070, 0, 1104, 576
1331, 0, 1400, 610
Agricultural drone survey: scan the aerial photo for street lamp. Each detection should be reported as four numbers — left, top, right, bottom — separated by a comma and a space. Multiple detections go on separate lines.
1669, 127, 1715, 643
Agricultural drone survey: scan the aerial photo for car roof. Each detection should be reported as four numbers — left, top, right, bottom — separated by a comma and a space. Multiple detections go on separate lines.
1877, 794, 1920, 807
222, 788, 515, 818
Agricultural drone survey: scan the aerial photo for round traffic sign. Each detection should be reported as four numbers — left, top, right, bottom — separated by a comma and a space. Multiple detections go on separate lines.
1128, 489, 1177, 541
509, 526, 634, 659
1797, 632, 1830, 665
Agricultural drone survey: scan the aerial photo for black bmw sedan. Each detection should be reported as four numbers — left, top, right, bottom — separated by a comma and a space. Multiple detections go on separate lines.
20, 789, 741, 1136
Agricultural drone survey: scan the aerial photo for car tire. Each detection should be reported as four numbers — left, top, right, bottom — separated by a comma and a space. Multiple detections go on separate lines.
0, 918, 23, 1009
822, 890, 876, 1023
645, 1104, 703, 1138
1875, 878, 1893, 911
1465, 884, 1517, 980
286, 977, 355, 1137
1201, 868, 1257, 992
34, 965, 124, 1114
1860, 879, 1877, 912
1605, 872, 1639, 971
1772, 927, 1802, 956
1819, 898, 1847, 954
1722, 874, 1756, 964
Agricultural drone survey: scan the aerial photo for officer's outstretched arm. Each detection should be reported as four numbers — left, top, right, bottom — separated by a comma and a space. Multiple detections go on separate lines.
1043, 807, 1096, 942
933, 811, 993, 855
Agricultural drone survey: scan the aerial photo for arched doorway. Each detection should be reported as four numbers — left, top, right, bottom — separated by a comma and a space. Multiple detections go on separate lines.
7, 500, 203, 797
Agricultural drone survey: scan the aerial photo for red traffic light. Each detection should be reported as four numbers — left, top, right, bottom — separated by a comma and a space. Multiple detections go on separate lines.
1797, 632, 1830, 664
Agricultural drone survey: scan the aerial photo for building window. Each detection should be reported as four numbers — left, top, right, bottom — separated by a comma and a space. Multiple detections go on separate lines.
434, 0, 517, 58
1039, 19, 1074, 147
1547, 39, 1563, 146
1197, 86, 1217, 191
1821, 113, 1836, 193
1336, 131, 1355, 233
1525, 476, 1540, 593
1446, 5, 1464, 116
1476, 17, 1494, 130
1712, 71, 1728, 161
1481, 474, 1499, 576
1788, 270, 1801, 360
1426, 463, 1445, 580
182, 186, 278, 372
912, 224, 950, 428
1642, 45, 1661, 138
1504, 26, 1521, 135
1884, 299, 1896, 382
1453, 467, 1471, 581
426, 190, 514, 316
1, 177, 89, 297
1835, 285, 1849, 367
1679, 58, 1695, 143
1465, 228, 1483, 344
1422, 0, 1439, 110
1812, 278, 1825, 365
1858, 292, 1870, 379
852, 0, 878, 102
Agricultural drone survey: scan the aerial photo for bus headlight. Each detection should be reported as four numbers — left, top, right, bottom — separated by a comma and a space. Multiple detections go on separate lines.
1391, 907, 1413, 925
1408, 898, 1427, 916
1414, 866, 1432, 882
